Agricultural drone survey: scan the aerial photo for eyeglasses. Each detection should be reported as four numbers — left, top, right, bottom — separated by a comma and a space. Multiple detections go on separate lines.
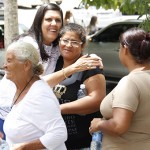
60, 38, 82, 47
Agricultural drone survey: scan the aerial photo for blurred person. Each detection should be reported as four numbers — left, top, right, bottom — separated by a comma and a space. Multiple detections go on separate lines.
3, 41, 67, 150
86, 16, 98, 35
63, 10, 74, 25
43, 23, 106, 149
0, 3, 103, 138
89, 27, 150, 150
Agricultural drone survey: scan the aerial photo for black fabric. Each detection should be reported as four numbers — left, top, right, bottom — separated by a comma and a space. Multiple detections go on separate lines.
54, 56, 103, 149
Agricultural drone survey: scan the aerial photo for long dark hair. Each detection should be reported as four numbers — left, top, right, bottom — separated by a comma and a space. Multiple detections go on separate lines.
14, 3, 63, 61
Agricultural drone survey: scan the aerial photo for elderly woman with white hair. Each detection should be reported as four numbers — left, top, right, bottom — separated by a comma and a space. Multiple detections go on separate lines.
3, 41, 67, 150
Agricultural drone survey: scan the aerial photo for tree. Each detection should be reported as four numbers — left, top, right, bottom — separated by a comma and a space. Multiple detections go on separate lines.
4, 0, 19, 49
82, 0, 150, 31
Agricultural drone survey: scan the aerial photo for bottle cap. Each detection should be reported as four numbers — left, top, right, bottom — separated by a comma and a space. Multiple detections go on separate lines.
80, 84, 85, 89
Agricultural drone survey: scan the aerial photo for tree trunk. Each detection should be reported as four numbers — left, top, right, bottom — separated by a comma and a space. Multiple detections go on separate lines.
4, 0, 19, 49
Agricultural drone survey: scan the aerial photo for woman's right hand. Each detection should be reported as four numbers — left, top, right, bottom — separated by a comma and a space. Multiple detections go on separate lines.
0, 132, 3, 139
71, 54, 103, 72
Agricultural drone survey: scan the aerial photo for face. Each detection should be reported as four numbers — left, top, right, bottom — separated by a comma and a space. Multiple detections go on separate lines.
3, 51, 25, 83
59, 31, 84, 62
119, 43, 126, 66
41, 10, 62, 45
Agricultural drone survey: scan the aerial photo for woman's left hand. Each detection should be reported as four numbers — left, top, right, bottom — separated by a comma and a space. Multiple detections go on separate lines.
10, 143, 25, 150
89, 118, 102, 134
0, 132, 3, 139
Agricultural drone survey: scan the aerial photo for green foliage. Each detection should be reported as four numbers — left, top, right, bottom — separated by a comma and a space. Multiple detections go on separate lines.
82, 0, 150, 31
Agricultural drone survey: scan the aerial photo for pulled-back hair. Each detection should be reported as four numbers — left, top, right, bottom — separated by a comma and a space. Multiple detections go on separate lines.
59, 23, 86, 45
7, 41, 44, 75
120, 27, 150, 63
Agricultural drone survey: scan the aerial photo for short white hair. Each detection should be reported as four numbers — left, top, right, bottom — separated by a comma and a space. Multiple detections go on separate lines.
7, 41, 44, 75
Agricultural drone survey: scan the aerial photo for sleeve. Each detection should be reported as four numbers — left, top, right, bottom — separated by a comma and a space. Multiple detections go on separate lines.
0, 75, 16, 119
21, 86, 67, 149
112, 76, 139, 112
82, 67, 103, 82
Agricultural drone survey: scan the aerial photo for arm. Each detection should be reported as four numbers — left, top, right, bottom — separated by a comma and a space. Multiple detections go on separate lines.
42, 54, 103, 88
89, 108, 134, 136
11, 87, 67, 150
60, 74, 106, 115
10, 140, 45, 150
0, 132, 3, 138
89, 78, 137, 136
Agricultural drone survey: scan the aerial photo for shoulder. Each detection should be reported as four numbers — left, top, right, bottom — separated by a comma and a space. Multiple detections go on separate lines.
25, 80, 60, 107
82, 68, 104, 82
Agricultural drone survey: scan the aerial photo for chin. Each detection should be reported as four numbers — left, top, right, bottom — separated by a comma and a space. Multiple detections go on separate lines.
5, 73, 12, 80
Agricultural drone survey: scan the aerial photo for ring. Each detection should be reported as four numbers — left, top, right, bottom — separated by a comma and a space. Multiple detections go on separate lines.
87, 63, 92, 67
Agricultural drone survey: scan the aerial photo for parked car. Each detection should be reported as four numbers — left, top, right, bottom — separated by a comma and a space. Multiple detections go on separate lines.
85, 19, 144, 85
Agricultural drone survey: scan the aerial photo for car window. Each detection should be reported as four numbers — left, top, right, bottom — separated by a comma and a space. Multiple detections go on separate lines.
0, 23, 28, 49
93, 22, 140, 42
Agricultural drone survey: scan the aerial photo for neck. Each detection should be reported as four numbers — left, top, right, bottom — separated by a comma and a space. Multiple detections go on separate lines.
128, 63, 150, 72
12, 75, 35, 108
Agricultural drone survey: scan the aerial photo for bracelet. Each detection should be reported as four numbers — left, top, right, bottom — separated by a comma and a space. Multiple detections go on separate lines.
62, 68, 68, 79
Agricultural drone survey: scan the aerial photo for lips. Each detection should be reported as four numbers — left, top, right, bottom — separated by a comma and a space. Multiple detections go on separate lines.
63, 49, 72, 53
48, 28, 57, 32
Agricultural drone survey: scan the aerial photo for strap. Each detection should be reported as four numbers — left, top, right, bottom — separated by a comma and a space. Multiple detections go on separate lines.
59, 72, 83, 86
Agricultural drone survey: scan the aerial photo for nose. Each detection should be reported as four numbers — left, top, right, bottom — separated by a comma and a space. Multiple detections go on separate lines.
51, 19, 57, 25
3, 62, 7, 69
66, 41, 72, 47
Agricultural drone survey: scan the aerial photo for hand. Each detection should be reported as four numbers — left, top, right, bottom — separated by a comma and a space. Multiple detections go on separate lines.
89, 54, 103, 69
10, 143, 25, 150
71, 54, 103, 72
89, 118, 102, 134
0, 132, 3, 139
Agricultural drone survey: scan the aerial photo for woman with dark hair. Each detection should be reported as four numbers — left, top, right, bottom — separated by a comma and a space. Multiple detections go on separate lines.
86, 16, 98, 35
0, 3, 102, 140
16, 3, 64, 74
16, 3, 101, 75
44, 23, 106, 149
89, 27, 150, 150
63, 10, 74, 25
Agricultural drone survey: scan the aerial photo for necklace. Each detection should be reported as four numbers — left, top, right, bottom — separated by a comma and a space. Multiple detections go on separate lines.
11, 75, 34, 108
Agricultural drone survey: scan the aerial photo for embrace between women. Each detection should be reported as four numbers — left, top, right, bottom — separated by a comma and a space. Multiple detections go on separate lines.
0, 3, 105, 150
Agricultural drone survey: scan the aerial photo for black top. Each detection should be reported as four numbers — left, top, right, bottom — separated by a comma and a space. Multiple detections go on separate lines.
53, 56, 103, 149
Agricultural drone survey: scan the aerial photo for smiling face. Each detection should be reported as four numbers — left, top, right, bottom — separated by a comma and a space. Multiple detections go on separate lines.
3, 51, 25, 83
41, 10, 62, 45
59, 31, 85, 62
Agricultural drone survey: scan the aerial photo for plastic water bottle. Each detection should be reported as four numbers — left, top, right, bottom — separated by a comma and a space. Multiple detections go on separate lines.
90, 131, 103, 150
77, 84, 87, 115
0, 139, 9, 150
77, 84, 87, 99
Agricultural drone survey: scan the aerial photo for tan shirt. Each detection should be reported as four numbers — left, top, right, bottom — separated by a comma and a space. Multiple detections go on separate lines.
100, 70, 150, 150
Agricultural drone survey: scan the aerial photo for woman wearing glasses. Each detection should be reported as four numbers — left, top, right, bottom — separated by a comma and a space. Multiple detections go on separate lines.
44, 23, 106, 150
0, 3, 102, 139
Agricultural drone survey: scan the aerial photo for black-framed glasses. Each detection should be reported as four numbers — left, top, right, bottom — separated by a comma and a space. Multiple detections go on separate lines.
60, 38, 82, 47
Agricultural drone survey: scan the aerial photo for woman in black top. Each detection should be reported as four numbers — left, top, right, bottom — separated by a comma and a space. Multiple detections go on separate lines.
44, 23, 106, 149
